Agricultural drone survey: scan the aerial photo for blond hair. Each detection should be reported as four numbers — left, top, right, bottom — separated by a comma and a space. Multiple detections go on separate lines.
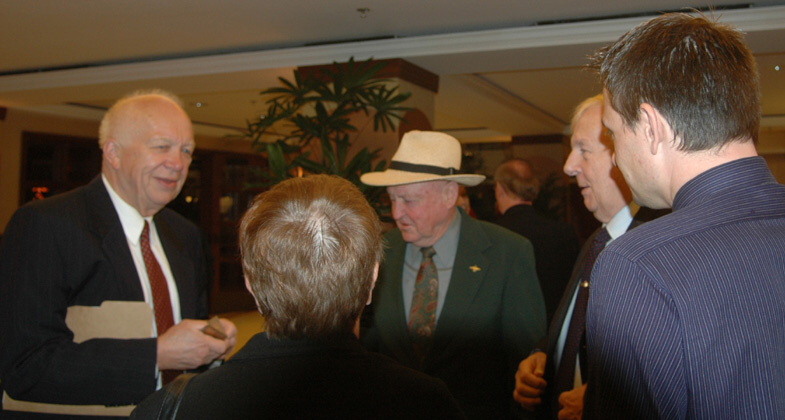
239, 175, 384, 339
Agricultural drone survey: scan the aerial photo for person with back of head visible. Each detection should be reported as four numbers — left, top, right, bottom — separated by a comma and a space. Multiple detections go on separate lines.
132, 174, 467, 420
585, 12, 785, 419
0, 89, 237, 420
513, 94, 666, 420
493, 158, 580, 324
361, 130, 546, 419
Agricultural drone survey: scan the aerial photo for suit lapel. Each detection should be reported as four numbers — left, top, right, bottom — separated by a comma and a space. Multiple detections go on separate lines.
84, 177, 145, 301
544, 228, 596, 364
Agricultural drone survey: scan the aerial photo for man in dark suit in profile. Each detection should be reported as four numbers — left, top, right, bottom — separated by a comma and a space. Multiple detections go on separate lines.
493, 158, 579, 324
0, 89, 237, 419
513, 94, 664, 420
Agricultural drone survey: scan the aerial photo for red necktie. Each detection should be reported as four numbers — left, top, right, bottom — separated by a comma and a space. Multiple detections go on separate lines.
140, 221, 179, 385
408, 246, 438, 366
553, 227, 611, 410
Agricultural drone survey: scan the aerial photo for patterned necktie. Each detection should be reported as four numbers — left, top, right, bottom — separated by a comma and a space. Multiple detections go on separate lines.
408, 246, 438, 365
553, 227, 611, 404
140, 221, 179, 385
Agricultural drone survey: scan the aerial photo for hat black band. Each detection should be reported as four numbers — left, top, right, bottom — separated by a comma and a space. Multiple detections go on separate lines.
389, 161, 458, 176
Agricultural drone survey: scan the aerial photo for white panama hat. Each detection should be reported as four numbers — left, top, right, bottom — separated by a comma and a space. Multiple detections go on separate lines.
360, 130, 486, 187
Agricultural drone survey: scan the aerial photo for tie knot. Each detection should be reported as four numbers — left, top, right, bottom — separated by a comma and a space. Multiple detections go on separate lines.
141, 220, 151, 242
420, 246, 436, 260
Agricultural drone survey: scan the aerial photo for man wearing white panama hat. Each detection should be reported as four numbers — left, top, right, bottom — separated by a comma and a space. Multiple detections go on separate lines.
361, 130, 546, 419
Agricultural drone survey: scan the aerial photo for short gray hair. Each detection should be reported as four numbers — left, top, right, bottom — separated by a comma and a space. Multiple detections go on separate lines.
239, 175, 384, 339
98, 88, 185, 147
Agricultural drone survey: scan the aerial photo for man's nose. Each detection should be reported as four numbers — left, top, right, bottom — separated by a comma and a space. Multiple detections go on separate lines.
391, 202, 404, 220
166, 150, 187, 171
563, 152, 578, 176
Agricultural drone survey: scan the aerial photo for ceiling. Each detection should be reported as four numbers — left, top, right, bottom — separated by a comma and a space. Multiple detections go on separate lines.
2, 0, 785, 143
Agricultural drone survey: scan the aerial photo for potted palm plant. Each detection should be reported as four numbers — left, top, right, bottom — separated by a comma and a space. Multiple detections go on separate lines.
242, 57, 412, 216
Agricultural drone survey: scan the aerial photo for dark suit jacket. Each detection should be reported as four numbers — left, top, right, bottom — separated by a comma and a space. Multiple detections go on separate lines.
132, 333, 467, 420
495, 204, 579, 324
531, 206, 666, 419
0, 176, 209, 417
363, 211, 546, 419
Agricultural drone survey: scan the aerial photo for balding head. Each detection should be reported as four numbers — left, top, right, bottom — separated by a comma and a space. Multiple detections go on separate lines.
494, 159, 540, 214
100, 89, 194, 217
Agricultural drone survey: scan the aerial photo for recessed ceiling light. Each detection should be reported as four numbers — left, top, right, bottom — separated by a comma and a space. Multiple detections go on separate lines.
775, 65, 781, 71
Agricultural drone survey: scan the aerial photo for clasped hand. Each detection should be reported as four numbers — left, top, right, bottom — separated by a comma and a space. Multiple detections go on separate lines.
513, 351, 547, 411
156, 318, 238, 370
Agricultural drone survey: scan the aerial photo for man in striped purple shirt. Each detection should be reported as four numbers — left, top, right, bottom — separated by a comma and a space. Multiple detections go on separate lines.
584, 12, 785, 419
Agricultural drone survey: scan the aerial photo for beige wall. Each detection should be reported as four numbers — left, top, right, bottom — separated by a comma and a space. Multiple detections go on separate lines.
759, 126, 785, 155
759, 127, 785, 183
0, 109, 253, 233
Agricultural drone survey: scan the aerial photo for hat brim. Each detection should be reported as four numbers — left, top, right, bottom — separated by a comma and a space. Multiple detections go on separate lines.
360, 169, 486, 187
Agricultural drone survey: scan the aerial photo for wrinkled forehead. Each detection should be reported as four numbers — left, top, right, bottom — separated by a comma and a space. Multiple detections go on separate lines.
115, 97, 193, 144
387, 180, 447, 197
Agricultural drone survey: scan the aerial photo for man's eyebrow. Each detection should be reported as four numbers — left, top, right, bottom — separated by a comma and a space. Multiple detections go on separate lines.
148, 137, 194, 146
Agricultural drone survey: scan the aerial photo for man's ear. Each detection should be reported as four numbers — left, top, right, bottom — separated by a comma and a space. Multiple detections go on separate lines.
443, 181, 460, 208
103, 139, 122, 169
639, 103, 672, 156
494, 182, 507, 198
244, 276, 262, 311
367, 262, 379, 305
244, 275, 253, 295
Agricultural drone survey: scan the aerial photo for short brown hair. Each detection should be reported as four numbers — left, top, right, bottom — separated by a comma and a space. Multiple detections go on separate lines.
494, 158, 540, 202
239, 175, 383, 339
591, 12, 760, 150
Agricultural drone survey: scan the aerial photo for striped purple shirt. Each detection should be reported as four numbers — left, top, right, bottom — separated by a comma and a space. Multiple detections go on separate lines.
584, 157, 785, 419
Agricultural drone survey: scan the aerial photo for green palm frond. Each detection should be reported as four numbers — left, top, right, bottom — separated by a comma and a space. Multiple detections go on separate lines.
241, 57, 413, 216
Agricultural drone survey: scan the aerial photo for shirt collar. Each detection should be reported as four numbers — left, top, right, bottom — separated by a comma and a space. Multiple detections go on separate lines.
432, 208, 462, 265
102, 174, 148, 244
408, 208, 462, 266
672, 156, 769, 211
605, 201, 639, 240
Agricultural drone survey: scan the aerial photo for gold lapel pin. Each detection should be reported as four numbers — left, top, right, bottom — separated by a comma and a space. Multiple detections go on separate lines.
469, 265, 481, 273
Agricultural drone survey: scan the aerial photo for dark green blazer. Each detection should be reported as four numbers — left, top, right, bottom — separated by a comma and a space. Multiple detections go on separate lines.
363, 211, 546, 419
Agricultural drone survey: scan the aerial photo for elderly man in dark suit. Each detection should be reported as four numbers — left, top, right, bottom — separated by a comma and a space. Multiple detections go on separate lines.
0, 90, 237, 419
361, 130, 546, 419
493, 158, 580, 324
513, 94, 665, 420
